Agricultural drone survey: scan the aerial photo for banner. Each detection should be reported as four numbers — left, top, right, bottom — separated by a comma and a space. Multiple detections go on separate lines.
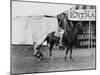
68, 9, 96, 21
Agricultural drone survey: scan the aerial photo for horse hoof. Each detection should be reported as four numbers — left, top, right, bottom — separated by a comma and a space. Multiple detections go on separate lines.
70, 57, 73, 60
37, 59, 40, 62
50, 56, 53, 59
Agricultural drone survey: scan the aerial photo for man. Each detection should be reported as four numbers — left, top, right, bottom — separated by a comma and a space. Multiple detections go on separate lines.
33, 42, 43, 61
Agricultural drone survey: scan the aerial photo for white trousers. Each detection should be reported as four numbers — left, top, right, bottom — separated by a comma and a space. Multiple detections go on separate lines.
59, 33, 63, 46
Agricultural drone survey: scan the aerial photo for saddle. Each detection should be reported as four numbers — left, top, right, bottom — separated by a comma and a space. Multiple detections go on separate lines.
54, 31, 62, 37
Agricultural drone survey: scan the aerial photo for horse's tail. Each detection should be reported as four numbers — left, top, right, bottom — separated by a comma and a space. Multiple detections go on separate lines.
41, 37, 47, 45
38, 31, 55, 48
38, 36, 48, 48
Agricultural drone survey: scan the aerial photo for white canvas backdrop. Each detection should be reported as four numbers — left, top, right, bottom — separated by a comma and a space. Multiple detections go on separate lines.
12, 16, 58, 45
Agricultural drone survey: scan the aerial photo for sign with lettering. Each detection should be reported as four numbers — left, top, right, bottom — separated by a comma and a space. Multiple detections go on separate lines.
68, 9, 96, 21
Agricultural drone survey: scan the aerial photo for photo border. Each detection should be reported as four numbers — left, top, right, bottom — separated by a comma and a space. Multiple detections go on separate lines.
10, 0, 96, 75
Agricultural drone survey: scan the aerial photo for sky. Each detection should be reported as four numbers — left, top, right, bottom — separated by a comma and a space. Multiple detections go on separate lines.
12, 1, 74, 18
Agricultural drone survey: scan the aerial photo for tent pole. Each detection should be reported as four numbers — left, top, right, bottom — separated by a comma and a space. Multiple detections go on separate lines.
91, 23, 93, 48
88, 21, 91, 48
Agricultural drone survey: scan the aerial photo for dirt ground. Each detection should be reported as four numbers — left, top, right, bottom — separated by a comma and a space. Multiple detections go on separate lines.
11, 45, 96, 74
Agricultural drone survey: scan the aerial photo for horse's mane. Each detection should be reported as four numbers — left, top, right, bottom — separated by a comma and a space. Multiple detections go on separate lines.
63, 22, 81, 39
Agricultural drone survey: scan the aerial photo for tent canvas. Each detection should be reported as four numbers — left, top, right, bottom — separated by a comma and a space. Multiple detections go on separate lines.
12, 16, 58, 45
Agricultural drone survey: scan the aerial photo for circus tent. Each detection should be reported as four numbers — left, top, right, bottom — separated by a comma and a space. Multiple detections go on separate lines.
12, 15, 58, 45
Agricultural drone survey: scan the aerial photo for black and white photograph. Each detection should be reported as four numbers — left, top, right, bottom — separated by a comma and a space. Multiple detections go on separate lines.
11, 0, 96, 74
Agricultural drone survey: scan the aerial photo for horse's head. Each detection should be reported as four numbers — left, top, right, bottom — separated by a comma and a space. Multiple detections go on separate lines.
74, 22, 84, 35
75, 23, 84, 34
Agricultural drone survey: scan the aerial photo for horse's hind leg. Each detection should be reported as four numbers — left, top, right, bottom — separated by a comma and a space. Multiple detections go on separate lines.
49, 43, 54, 59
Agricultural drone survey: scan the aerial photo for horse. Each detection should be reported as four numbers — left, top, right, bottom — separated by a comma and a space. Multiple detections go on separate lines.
38, 21, 74, 59
38, 22, 83, 60
61, 22, 84, 60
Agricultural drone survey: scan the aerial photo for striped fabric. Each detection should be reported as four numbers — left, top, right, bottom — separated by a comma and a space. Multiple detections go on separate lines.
70, 5, 96, 10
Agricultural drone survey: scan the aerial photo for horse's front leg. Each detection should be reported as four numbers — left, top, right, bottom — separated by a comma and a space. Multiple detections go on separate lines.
69, 47, 73, 59
65, 46, 70, 61
49, 42, 54, 59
